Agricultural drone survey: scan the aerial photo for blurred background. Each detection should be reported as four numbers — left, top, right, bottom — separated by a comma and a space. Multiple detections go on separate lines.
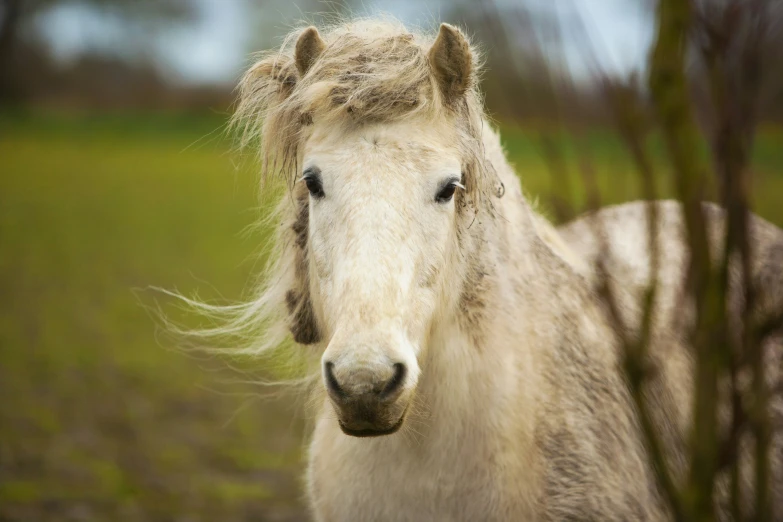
1, 1, 781, 521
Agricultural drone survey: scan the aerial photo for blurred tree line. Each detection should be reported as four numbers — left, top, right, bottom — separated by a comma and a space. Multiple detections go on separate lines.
451, 0, 783, 127
2, 0, 782, 124
0, 0, 225, 109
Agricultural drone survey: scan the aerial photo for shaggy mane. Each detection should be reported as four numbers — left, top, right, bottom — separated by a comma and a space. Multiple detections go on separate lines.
231, 18, 496, 206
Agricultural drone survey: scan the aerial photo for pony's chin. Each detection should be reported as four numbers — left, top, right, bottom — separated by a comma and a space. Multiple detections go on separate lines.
338, 414, 406, 437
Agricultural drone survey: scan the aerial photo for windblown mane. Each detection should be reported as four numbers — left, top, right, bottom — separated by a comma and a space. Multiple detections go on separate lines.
167, 19, 500, 384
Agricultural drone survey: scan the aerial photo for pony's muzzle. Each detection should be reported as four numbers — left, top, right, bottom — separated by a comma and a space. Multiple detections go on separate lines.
322, 359, 410, 437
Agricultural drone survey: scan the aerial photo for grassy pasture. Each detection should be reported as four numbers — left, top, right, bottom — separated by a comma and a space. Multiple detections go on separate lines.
0, 112, 781, 521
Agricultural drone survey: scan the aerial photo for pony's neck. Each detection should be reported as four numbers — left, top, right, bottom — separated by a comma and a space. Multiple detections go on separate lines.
419, 309, 539, 421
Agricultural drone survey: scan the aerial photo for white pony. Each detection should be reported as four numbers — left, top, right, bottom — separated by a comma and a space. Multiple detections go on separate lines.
195, 19, 783, 520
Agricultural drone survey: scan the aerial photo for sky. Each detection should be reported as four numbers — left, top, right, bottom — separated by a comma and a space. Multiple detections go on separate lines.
37, 0, 654, 86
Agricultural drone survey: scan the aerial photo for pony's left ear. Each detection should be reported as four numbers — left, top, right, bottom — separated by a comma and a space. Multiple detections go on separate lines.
295, 26, 326, 77
429, 23, 473, 106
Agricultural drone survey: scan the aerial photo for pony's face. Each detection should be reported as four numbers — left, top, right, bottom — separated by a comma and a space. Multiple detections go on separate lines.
248, 22, 478, 436
302, 119, 464, 436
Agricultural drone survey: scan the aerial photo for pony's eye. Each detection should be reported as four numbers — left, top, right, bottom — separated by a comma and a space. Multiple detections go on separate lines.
305, 177, 324, 198
435, 178, 463, 204
302, 169, 325, 199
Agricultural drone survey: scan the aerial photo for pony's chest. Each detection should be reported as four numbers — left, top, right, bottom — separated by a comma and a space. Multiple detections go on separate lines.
306, 418, 531, 522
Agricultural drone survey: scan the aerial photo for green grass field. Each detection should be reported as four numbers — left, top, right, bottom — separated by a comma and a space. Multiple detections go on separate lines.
1, 112, 781, 522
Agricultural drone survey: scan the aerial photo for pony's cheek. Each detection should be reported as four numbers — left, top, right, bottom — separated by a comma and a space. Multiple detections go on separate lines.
308, 230, 333, 281
404, 289, 439, 345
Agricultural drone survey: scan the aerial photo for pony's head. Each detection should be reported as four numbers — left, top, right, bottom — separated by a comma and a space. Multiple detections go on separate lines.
235, 20, 498, 436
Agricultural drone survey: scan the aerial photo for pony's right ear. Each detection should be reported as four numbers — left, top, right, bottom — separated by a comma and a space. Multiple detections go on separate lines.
429, 23, 473, 106
295, 26, 326, 77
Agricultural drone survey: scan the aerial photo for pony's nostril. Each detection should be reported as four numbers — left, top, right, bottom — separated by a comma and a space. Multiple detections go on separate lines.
324, 361, 346, 399
380, 363, 407, 400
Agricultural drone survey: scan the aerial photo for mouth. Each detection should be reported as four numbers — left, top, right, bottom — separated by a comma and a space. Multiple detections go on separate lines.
337, 398, 410, 437
338, 414, 406, 437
